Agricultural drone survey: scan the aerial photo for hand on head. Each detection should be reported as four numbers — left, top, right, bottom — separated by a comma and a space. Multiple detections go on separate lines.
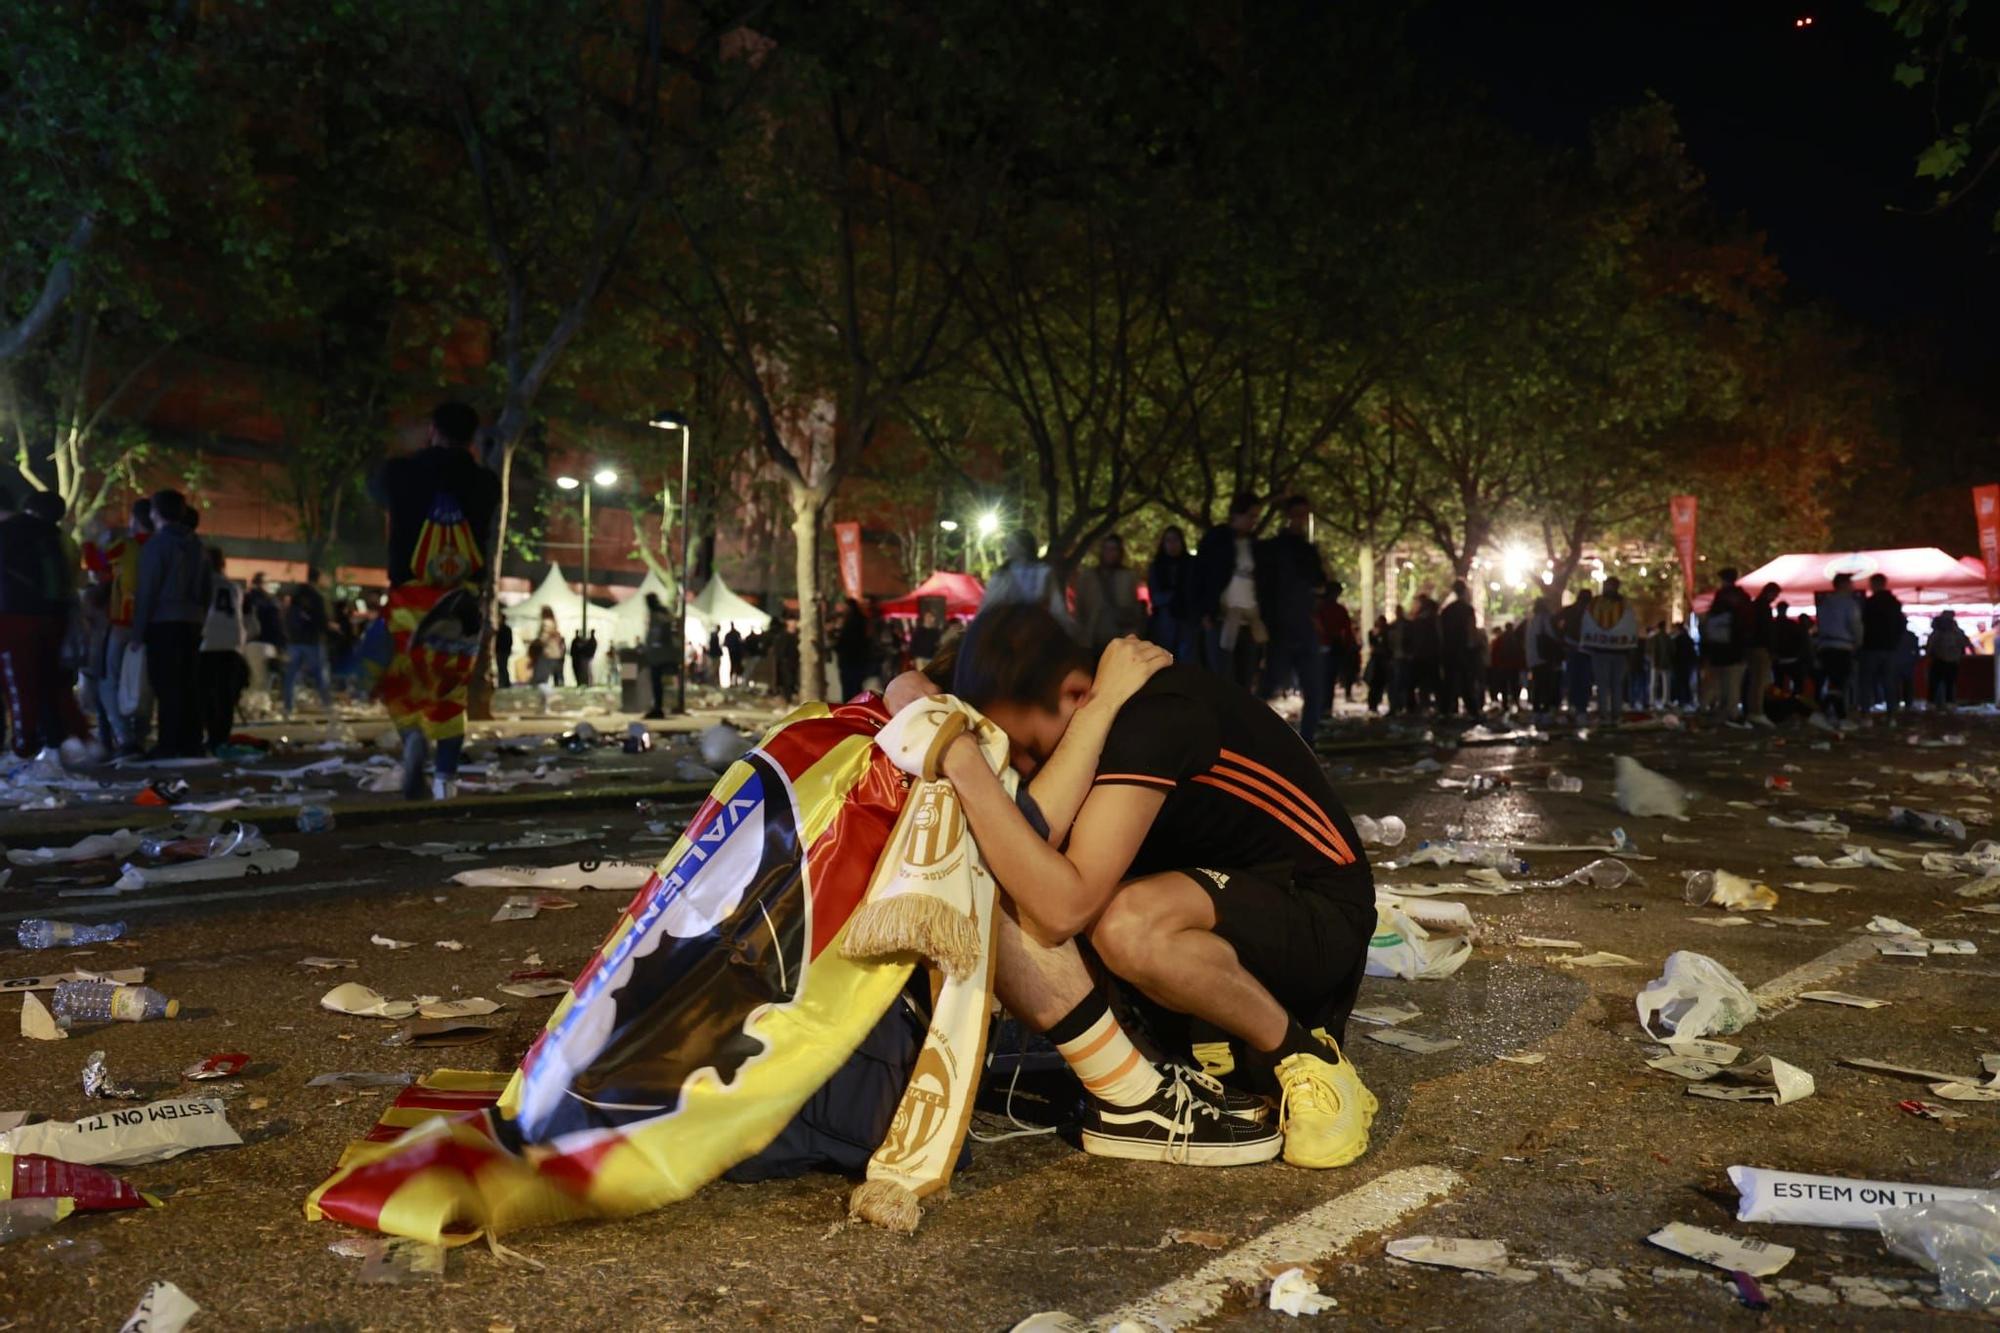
1087, 635, 1171, 713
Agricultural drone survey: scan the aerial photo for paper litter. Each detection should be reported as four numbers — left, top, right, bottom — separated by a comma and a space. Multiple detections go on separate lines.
1646, 1222, 1793, 1277
1267, 1267, 1338, 1315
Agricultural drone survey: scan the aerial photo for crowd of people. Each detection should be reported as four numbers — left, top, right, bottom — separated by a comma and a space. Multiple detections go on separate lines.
0, 479, 377, 765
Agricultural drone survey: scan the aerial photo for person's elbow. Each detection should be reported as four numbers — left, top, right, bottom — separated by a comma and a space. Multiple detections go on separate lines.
1018, 901, 1088, 948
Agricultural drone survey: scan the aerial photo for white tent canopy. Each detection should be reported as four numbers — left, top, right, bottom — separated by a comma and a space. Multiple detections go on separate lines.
602, 568, 678, 647
503, 563, 603, 638
691, 573, 771, 635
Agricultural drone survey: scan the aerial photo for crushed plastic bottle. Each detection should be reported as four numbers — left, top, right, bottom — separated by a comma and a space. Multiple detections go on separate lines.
1683, 869, 1778, 911
1559, 857, 1635, 889
1764, 775, 1791, 792
1464, 773, 1509, 798
0, 1198, 70, 1244
17, 919, 127, 950
1546, 771, 1583, 793
1352, 814, 1407, 848
1411, 839, 1529, 874
1890, 806, 1967, 842
203, 821, 263, 858
297, 804, 335, 834
51, 980, 179, 1025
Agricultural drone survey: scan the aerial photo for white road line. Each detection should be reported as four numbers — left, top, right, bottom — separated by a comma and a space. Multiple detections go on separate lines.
1093, 1164, 1463, 1330
0, 877, 382, 924
1751, 913, 1959, 1014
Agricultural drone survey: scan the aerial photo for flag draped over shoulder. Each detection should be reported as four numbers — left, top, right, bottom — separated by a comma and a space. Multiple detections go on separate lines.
307, 699, 917, 1243
373, 494, 484, 741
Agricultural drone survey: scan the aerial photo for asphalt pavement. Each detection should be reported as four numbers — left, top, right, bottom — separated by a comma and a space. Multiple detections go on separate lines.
3, 699, 1997, 1330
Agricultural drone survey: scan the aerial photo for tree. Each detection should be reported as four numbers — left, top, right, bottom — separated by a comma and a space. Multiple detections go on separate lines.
1872, 0, 2000, 230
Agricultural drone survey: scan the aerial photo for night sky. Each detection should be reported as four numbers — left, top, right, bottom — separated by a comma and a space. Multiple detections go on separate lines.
1413, 1, 1999, 400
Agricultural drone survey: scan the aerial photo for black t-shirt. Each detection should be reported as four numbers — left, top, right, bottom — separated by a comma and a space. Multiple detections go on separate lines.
375, 446, 501, 587
1092, 665, 1369, 908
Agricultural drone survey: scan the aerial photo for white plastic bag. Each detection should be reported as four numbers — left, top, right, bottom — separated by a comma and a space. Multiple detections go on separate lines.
116, 643, 147, 717
1366, 903, 1471, 981
1878, 1199, 2000, 1309
1636, 950, 1757, 1040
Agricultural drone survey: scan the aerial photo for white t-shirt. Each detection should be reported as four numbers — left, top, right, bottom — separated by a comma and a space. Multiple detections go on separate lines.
1223, 535, 1257, 611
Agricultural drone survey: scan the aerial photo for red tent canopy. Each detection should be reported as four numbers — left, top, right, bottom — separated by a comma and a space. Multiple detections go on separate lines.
880, 570, 986, 620
1695, 547, 1994, 612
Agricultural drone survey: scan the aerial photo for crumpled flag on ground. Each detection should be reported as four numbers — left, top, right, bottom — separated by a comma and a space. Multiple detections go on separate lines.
306, 699, 915, 1244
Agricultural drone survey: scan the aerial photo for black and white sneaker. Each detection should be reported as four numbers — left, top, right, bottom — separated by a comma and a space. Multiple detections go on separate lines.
1080, 1067, 1283, 1166
1179, 1062, 1274, 1123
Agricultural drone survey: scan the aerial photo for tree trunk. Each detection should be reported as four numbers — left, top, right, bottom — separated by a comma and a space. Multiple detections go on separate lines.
469, 436, 518, 721
790, 482, 825, 703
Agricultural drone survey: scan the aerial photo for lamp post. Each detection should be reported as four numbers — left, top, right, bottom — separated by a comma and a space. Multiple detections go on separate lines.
647, 412, 693, 714
554, 468, 619, 642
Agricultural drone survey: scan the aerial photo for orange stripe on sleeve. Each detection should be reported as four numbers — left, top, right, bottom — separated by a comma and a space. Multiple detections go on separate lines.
1190, 774, 1355, 865
1216, 748, 1356, 861
1093, 772, 1178, 788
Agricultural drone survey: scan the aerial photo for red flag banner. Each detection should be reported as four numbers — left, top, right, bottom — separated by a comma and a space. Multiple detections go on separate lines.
1669, 495, 1698, 601
834, 522, 864, 601
1975, 484, 2000, 601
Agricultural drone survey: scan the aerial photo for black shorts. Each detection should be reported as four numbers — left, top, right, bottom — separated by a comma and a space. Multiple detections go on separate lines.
1110, 862, 1375, 1060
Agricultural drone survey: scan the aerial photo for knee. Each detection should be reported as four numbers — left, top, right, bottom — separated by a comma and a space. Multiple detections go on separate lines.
1088, 890, 1163, 979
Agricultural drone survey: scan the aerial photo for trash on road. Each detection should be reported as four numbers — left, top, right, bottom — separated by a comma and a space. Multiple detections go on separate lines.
451, 859, 656, 891
1614, 756, 1690, 819
182, 1053, 248, 1081
112, 846, 301, 891
415, 997, 499, 1019
1929, 1082, 2000, 1103
1552, 951, 1643, 968
698, 722, 754, 768
1783, 880, 1853, 894
320, 984, 417, 1020
118, 1279, 200, 1333
1497, 1052, 1547, 1065
1367, 1029, 1462, 1055
1798, 991, 1890, 1008
6, 830, 144, 866
1867, 915, 1920, 935
1889, 807, 1967, 842
0, 1097, 241, 1166
16, 918, 128, 949
1646, 1221, 1794, 1276
369, 934, 414, 950
1637, 952, 1757, 1041
1351, 814, 1406, 848
1349, 1001, 1422, 1027
1878, 1200, 2000, 1310
1683, 870, 1777, 911
1731, 1165, 2000, 1230
498, 979, 571, 999
4, 1150, 159, 1212
1266, 1266, 1337, 1315
298, 957, 357, 970
1385, 1235, 1512, 1275
1685, 1055, 1814, 1105
1768, 815, 1848, 836
53, 980, 178, 1024
0, 1197, 73, 1243
490, 895, 542, 923
384, 1017, 500, 1048
83, 1050, 141, 1099
1517, 936, 1586, 949
21, 993, 65, 1041
1365, 903, 1471, 980
330, 1233, 448, 1284
1, 965, 146, 995
307, 1072, 413, 1089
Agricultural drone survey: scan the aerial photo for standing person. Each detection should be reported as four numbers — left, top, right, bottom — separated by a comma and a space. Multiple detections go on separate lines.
1074, 533, 1144, 657
93, 498, 153, 756
1364, 615, 1390, 713
1645, 621, 1673, 708
773, 618, 801, 702
1255, 497, 1328, 744
640, 592, 677, 718
1698, 568, 1753, 722
834, 597, 872, 700
1559, 587, 1595, 719
1437, 580, 1479, 719
1578, 576, 1638, 725
0, 484, 77, 757
569, 628, 590, 687
494, 613, 514, 689
1744, 582, 1781, 725
282, 569, 334, 719
1145, 527, 1199, 662
706, 626, 723, 686
130, 489, 212, 759
1926, 610, 1970, 709
1193, 493, 1262, 686
909, 607, 943, 668
1771, 602, 1806, 696
1317, 581, 1359, 707
196, 547, 248, 751
367, 400, 501, 800
1857, 572, 1905, 717
77, 583, 113, 759
1670, 620, 1697, 708
533, 608, 565, 685
1406, 594, 1442, 714
1811, 572, 1862, 723
982, 529, 1069, 625
1525, 592, 1564, 723
1894, 624, 1920, 712
241, 570, 283, 701
723, 625, 744, 686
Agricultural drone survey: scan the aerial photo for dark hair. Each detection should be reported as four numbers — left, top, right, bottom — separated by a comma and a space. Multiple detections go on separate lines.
1832, 572, 1852, 589
1229, 491, 1258, 518
151, 489, 188, 525
1718, 567, 1737, 584
431, 401, 480, 447
209, 546, 227, 573
132, 496, 153, 525
24, 491, 63, 523
1154, 526, 1185, 558
952, 603, 1094, 711
185, 507, 201, 532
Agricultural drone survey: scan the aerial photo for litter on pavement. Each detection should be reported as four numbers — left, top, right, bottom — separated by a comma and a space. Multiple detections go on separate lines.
1646, 1221, 1795, 1277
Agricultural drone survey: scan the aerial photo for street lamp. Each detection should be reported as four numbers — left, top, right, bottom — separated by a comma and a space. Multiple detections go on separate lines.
554, 469, 618, 643
647, 411, 693, 714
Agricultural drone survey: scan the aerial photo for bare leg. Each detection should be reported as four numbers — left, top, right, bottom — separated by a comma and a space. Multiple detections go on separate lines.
993, 901, 1096, 1031
1088, 872, 1289, 1051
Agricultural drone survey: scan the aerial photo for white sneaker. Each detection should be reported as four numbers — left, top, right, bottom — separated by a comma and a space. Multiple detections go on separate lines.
58, 737, 92, 768
432, 776, 460, 801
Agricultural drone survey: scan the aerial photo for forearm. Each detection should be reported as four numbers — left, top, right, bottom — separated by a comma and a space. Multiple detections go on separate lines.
1025, 694, 1118, 845
942, 740, 1092, 941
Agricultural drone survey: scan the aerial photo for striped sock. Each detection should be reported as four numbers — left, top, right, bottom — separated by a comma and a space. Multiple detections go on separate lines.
1046, 992, 1163, 1108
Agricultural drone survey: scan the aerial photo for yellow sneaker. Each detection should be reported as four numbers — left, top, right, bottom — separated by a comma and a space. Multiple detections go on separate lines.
1313, 1028, 1377, 1121
1275, 1046, 1371, 1169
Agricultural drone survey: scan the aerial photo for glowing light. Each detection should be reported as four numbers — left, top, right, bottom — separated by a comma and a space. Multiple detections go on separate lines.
593, 468, 618, 487
555, 476, 580, 491
977, 511, 1000, 537
939, 519, 959, 532
1488, 581, 1501, 592
1540, 570, 1554, 585
1500, 544, 1533, 587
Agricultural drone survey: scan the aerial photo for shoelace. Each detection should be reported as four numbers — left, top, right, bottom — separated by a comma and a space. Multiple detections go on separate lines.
1160, 1068, 1232, 1166
1277, 1061, 1339, 1131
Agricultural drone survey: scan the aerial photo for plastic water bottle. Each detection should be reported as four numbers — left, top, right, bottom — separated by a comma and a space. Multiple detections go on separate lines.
51, 980, 179, 1024
297, 804, 335, 834
1352, 814, 1407, 848
1546, 771, 1583, 793
17, 919, 128, 949
1890, 807, 1966, 841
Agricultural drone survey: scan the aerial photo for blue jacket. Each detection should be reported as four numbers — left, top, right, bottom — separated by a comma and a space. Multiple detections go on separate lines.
132, 523, 212, 633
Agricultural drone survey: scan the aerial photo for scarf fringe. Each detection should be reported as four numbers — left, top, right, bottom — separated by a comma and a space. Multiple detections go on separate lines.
847, 1178, 923, 1234
842, 894, 980, 981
